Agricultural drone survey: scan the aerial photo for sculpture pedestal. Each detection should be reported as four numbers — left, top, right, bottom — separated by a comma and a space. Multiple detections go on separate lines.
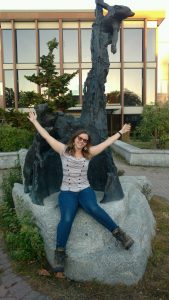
12, 176, 155, 285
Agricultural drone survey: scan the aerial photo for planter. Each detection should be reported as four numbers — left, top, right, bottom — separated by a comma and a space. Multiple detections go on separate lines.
112, 141, 169, 167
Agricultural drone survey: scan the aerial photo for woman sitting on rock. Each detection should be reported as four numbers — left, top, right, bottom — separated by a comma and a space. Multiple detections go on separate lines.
28, 111, 134, 278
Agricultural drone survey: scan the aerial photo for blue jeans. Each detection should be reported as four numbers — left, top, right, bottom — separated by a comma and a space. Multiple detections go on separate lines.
56, 187, 118, 248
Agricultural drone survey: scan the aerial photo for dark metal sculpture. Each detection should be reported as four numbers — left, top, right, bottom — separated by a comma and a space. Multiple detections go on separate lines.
23, 0, 135, 205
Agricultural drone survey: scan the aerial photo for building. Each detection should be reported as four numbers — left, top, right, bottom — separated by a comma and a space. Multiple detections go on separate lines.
0, 9, 165, 132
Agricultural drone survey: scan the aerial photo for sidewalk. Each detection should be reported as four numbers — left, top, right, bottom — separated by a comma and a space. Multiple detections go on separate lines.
0, 155, 169, 299
113, 152, 169, 201
0, 234, 52, 300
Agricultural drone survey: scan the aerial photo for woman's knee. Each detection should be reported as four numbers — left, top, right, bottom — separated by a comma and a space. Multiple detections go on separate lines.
60, 213, 75, 226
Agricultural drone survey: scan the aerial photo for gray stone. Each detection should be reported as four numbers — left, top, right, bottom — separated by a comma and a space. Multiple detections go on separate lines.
12, 175, 155, 286
0, 152, 19, 169
112, 140, 169, 167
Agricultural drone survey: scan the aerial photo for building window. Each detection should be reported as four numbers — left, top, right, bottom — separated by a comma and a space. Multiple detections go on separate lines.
147, 28, 156, 62
108, 36, 120, 62
146, 69, 155, 104
82, 69, 90, 100
64, 69, 79, 103
105, 69, 120, 104
2, 30, 13, 63
17, 70, 37, 104
4, 70, 15, 107
81, 29, 92, 62
124, 69, 142, 106
16, 30, 36, 63
39, 29, 59, 62
124, 29, 142, 62
63, 29, 78, 62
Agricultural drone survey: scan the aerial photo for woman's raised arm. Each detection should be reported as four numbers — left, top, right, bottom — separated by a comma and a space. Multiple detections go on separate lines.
27, 111, 65, 154
89, 124, 131, 157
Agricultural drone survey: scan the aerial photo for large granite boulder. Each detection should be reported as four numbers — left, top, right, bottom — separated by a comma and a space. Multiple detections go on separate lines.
12, 175, 155, 286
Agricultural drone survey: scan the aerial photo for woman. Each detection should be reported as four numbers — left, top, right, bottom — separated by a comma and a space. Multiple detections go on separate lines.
28, 111, 134, 277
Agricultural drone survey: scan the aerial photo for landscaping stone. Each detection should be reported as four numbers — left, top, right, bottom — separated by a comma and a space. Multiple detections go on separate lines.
12, 175, 155, 286
112, 140, 169, 167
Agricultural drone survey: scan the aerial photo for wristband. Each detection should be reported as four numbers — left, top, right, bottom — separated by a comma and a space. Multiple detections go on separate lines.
118, 131, 122, 137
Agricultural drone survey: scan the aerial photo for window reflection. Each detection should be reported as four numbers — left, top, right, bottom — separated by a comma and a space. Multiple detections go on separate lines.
64, 69, 79, 103
82, 69, 89, 91
147, 29, 156, 62
108, 37, 120, 62
2, 30, 13, 64
18, 70, 37, 94
4, 70, 15, 107
63, 29, 78, 62
124, 29, 142, 62
146, 69, 155, 104
16, 30, 36, 63
81, 29, 92, 62
124, 69, 142, 106
82, 69, 90, 101
105, 69, 120, 104
39, 29, 59, 62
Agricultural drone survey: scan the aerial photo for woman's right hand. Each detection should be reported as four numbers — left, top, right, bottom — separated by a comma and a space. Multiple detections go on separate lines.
27, 111, 37, 123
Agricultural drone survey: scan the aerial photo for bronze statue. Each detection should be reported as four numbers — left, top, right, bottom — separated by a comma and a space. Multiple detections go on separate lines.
23, 0, 135, 205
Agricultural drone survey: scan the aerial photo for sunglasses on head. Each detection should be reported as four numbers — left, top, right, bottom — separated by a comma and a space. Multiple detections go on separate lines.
77, 135, 88, 144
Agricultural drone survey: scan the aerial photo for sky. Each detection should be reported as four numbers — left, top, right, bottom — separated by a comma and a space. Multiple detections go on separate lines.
0, 0, 168, 12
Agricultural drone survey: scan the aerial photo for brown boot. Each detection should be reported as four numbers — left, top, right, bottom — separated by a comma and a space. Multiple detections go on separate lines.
112, 227, 134, 250
53, 247, 67, 273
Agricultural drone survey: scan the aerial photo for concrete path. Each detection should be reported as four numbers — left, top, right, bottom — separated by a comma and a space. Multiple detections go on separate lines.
0, 155, 169, 299
113, 152, 169, 201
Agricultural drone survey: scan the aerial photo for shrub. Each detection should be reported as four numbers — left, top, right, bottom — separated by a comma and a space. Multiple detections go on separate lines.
0, 168, 45, 262
134, 101, 169, 149
0, 108, 34, 131
2, 167, 22, 208
0, 125, 34, 151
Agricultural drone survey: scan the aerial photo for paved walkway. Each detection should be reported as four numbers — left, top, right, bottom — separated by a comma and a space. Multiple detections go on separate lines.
113, 153, 169, 201
0, 155, 169, 299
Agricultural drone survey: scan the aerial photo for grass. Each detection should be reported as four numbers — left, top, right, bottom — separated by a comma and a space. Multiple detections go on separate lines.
1, 195, 169, 300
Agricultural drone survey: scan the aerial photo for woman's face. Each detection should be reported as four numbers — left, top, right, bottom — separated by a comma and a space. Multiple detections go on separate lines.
74, 133, 89, 150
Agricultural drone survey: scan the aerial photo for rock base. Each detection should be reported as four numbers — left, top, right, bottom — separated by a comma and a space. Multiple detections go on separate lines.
12, 176, 155, 285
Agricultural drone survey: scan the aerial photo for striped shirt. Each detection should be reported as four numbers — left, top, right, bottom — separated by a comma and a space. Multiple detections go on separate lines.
60, 151, 90, 192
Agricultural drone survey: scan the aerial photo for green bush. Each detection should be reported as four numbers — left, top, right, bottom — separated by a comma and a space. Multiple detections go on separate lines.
0, 108, 34, 131
0, 125, 34, 151
0, 168, 45, 262
2, 167, 22, 208
134, 101, 169, 149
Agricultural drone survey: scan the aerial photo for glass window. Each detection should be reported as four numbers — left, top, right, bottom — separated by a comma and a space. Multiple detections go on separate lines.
108, 36, 120, 62
39, 29, 59, 62
147, 29, 156, 62
146, 69, 155, 105
124, 69, 142, 106
63, 29, 78, 62
18, 70, 37, 93
124, 29, 142, 62
4, 70, 15, 107
16, 30, 36, 63
2, 30, 13, 63
64, 69, 79, 103
82, 69, 90, 92
105, 69, 120, 104
81, 29, 92, 62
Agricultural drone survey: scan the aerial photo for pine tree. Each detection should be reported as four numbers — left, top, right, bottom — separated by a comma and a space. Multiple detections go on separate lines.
20, 38, 78, 111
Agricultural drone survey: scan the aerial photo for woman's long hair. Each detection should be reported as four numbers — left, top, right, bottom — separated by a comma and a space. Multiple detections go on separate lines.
65, 129, 91, 159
